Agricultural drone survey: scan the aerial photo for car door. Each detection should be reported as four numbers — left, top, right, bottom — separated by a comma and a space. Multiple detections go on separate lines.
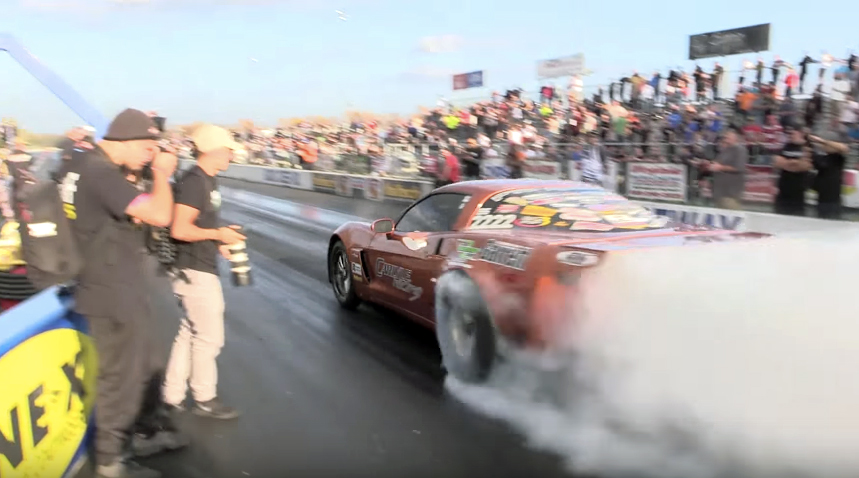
366, 192, 471, 323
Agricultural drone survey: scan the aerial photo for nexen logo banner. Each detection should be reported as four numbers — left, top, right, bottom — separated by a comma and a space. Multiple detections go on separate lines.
651, 207, 746, 231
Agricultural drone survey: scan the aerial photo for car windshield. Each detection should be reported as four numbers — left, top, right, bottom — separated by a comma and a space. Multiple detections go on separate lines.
468, 187, 671, 233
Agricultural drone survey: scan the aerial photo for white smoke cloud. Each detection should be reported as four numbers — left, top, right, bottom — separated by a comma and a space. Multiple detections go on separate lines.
449, 230, 859, 478
418, 35, 465, 54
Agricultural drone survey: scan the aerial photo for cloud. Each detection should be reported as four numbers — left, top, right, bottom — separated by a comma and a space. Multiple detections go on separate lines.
418, 35, 465, 54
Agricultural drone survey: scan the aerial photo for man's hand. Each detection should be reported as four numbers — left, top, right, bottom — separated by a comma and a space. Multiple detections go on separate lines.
217, 225, 246, 245
709, 161, 723, 172
152, 151, 178, 177
219, 244, 232, 260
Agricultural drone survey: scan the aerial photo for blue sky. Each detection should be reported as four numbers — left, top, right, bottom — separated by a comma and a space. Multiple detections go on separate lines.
1, 0, 857, 133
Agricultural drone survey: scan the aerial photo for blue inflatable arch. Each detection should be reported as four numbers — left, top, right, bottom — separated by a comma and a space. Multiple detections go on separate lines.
0, 33, 105, 478
0, 33, 107, 139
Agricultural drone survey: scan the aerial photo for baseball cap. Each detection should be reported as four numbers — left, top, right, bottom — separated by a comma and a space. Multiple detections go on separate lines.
192, 124, 242, 153
103, 108, 161, 142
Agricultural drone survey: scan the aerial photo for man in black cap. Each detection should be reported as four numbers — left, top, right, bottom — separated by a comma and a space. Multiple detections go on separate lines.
55, 108, 177, 478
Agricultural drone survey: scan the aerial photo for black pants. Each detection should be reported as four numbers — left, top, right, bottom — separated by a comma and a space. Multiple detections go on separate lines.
774, 197, 806, 216
817, 201, 842, 220
88, 309, 150, 466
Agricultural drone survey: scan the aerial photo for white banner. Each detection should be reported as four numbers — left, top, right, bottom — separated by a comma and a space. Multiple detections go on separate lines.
625, 162, 688, 203
536, 53, 585, 79
638, 201, 859, 234
522, 160, 561, 179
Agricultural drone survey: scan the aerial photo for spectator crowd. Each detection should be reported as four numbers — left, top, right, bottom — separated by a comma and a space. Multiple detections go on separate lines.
4, 52, 859, 219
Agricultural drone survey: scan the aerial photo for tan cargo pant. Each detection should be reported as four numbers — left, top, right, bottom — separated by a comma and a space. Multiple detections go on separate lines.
163, 269, 225, 405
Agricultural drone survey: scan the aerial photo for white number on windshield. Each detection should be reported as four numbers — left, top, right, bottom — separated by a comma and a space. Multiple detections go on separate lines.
469, 214, 516, 230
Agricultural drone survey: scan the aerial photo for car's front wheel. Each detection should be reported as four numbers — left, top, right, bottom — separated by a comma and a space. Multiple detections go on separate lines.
435, 271, 496, 383
329, 240, 361, 310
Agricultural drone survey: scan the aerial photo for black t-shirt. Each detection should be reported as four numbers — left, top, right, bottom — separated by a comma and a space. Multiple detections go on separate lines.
173, 165, 220, 275
55, 145, 146, 318
463, 146, 483, 178
776, 142, 808, 201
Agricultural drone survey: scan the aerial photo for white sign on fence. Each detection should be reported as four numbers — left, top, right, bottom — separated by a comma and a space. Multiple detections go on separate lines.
536, 53, 585, 79
522, 160, 561, 179
625, 162, 688, 203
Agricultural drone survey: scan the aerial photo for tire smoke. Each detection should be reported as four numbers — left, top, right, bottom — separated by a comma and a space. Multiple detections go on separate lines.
448, 230, 859, 478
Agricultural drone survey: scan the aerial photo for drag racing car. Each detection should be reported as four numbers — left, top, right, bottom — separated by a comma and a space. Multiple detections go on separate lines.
327, 180, 767, 383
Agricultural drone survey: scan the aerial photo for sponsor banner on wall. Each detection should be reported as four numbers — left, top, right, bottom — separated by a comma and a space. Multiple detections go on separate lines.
262, 168, 303, 188
625, 163, 688, 203
334, 175, 353, 197
311, 172, 337, 194
227, 164, 313, 190
382, 179, 428, 202
536, 53, 585, 79
522, 160, 561, 179
688, 23, 770, 60
637, 200, 859, 234
643, 203, 747, 230
364, 177, 384, 201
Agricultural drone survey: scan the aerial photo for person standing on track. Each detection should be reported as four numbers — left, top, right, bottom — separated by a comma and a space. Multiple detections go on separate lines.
56, 108, 176, 478
162, 124, 245, 419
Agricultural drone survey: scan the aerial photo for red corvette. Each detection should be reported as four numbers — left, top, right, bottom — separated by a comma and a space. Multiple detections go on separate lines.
327, 180, 766, 383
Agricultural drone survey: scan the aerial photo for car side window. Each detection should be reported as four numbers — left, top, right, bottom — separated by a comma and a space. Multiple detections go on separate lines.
396, 193, 470, 233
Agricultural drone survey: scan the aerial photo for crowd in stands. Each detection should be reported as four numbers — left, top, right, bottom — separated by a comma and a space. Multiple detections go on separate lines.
146, 53, 858, 178
4, 52, 858, 217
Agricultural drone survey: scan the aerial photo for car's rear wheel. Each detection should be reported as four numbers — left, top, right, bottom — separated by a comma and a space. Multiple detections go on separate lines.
329, 240, 361, 310
435, 271, 496, 383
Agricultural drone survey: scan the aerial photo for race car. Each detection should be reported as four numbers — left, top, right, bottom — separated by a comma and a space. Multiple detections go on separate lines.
327, 180, 767, 383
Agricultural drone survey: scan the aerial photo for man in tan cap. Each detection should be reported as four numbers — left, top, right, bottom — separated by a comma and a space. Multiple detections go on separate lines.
162, 124, 245, 420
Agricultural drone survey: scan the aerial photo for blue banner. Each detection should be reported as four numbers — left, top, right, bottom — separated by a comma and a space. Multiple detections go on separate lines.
453, 70, 484, 90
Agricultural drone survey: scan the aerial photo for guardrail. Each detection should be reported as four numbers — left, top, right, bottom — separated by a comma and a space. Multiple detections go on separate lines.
201, 160, 859, 235
0, 287, 95, 478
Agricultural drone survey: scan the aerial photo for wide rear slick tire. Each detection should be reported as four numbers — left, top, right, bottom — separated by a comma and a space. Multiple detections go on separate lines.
329, 240, 361, 310
435, 271, 496, 384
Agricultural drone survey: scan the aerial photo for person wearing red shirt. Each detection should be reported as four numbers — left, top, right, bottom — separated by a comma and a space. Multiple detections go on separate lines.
436, 147, 461, 187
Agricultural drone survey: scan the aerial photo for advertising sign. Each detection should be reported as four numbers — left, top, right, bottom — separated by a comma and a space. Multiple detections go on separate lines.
688, 23, 771, 60
453, 71, 484, 90
383, 179, 425, 202
364, 177, 384, 201
522, 160, 561, 179
334, 175, 353, 197
262, 168, 301, 188
536, 53, 585, 79
625, 163, 688, 203
311, 172, 337, 194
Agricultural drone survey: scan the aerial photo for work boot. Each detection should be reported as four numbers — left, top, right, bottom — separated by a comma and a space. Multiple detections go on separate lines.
96, 459, 160, 478
192, 397, 241, 420
131, 428, 190, 458
130, 406, 190, 457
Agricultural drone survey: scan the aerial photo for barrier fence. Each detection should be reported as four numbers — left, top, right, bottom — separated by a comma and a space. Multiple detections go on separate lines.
233, 141, 859, 209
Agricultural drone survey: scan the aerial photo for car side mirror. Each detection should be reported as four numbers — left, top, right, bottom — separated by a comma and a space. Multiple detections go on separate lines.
371, 218, 394, 234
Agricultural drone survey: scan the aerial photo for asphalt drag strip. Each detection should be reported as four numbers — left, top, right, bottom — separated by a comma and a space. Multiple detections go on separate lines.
141, 179, 575, 478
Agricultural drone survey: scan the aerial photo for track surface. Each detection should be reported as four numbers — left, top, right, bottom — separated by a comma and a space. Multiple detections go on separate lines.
142, 178, 573, 478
